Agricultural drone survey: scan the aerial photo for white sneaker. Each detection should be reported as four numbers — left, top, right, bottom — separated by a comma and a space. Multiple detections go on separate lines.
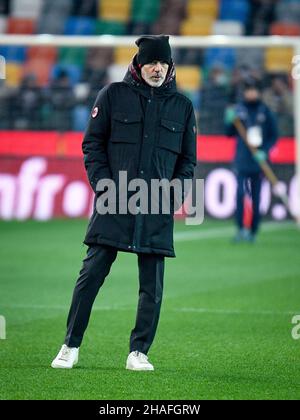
126, 351, 154, 371
51, 344, 79, 369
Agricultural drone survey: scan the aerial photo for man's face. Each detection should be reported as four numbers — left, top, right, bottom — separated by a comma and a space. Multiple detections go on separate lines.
244, 88, 260, 102
141, 61, 169, 87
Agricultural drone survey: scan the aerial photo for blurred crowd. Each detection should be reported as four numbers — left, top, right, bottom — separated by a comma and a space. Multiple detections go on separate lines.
0, 0, 298, 136
0, 55, 294, 137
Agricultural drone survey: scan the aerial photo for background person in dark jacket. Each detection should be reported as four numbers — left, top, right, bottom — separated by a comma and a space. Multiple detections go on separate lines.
51, 35, 197, 371
225, 78, 278, 242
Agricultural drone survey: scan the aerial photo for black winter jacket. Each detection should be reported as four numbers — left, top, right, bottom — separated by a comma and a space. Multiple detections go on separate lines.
82, 57, 197, 257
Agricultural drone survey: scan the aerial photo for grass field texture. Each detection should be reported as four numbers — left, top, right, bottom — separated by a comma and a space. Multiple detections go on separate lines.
0, 219, 299, 400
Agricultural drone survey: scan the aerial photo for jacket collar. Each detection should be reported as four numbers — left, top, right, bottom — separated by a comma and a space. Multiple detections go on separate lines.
123, 55, 177, 98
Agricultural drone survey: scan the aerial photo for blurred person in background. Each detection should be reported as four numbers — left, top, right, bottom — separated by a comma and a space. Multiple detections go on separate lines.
225, 78, 278, 242
263, 75, 294, 136
48, 69, 75, 131
229, 65, 264, 103
14, 74, 43, 130
0, 79, 15, 129
247, 0, 276, 35
51, 35, 196, 371
199, 63, 230, 134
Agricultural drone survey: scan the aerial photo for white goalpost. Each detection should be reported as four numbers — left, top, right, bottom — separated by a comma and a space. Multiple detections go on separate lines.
1, 34, 300, 221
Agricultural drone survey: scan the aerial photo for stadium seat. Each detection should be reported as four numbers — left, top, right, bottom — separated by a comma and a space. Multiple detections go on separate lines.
114, 47, 138, 65
180, 18, 214, 35
176, 66, 202, 91
132, 0, 160, 23
0, 0, 10, 15
64, 17, 96, 36
72, 105, 89, 131
85, 47, 114, 69
41, 0, 72, 15
0, 46, 27, 62
36, 13, 66, 35
24, 58, 52, 86
204, 48, 236, 70
87, 45, 113, 62
108, 64, 128, 83
0, 16, 7, 33
275, 0, 300, 24
99, 0, 131, 23
162, 0, 186, 16
51, 64, 82, 86
219, 0, 250, 24
71, 0, 97, 17
95, 20, 126, 35
270, 22, 300, 36
7, 17, 36, 34
236, 47, 264, 70
27, 46, 57, 62
152, 15, 181, 36
11, 0, 42, 19
213, 20, 244, 36
128, 22, 151, 35
265, 47, 293, 72
5, 62, 23, 87
58, 47, 87, 67
186, 0, 219, 19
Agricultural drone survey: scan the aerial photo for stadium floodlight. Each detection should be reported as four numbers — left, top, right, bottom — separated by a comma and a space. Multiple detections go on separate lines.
0, 34, 299, 223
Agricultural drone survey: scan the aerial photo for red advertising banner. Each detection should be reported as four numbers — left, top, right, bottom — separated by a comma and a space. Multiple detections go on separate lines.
0, 131, 295, 163
0, 131, 297, 221
0, 156, 94, 220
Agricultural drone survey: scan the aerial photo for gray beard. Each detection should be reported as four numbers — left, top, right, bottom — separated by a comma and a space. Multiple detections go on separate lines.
142, 75, 165, 87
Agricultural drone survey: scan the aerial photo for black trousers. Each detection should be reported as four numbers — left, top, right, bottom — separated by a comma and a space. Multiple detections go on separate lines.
64, 245, 165, 355
236, 171, 262, 234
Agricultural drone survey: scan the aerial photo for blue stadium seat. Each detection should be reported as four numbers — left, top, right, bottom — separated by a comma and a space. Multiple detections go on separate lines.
219, 0, 250, 24
51, 64, 82, 86
0, 46, 27, 62
64, 17, 96, 35
275, 0, 300, 24
72, 105, 89, 131
204, 48, 236, 70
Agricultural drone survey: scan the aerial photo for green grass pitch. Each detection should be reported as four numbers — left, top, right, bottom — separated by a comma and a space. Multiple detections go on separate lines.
0, 218, 299, 400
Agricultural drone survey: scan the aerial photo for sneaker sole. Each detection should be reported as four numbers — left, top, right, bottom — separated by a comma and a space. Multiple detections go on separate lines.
126, 365, 154, 371
51, 363, 74, 369
51, 359, 78, 369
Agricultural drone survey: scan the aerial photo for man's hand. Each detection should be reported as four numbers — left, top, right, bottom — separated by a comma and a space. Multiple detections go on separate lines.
253, 149, 267, 163
224, 107, 237, 125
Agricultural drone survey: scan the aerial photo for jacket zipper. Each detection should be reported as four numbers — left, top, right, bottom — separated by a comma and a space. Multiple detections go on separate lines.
132, 88, 154, 251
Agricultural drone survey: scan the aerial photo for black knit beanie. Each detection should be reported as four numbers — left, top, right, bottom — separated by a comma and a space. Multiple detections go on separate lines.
135, 35, 172, 67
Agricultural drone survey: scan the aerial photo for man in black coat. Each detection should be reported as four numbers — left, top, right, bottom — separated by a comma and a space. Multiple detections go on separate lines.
225, 78, 278, 242
51, 35, 197, 370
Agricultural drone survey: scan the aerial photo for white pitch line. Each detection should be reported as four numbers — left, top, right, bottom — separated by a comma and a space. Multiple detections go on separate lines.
0, 303, 127, 311
175, 307, 298, 316
174, 221, 294, 242
0, 303, 297, 317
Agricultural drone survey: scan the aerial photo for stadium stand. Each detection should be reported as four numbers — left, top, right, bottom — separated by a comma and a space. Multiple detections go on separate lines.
0, 0, 297, 136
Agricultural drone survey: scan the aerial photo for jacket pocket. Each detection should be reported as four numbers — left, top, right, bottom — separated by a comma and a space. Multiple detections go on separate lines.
111, 112, 142, 143
157, 118, 184, 153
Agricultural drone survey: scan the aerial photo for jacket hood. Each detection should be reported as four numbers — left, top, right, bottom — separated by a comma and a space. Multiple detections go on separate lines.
123, 54, 177, 98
